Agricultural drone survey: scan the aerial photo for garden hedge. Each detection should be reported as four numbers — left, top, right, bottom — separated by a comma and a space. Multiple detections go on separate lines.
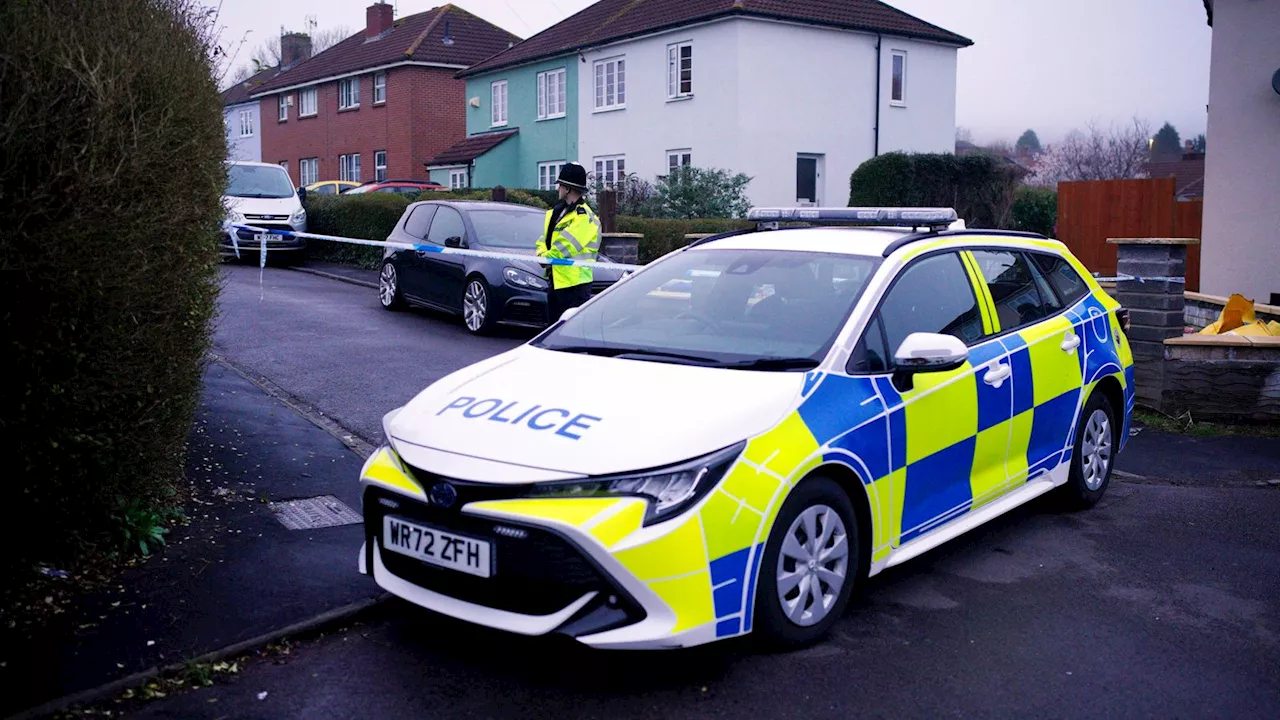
1010, 186, 1058, 238
848, 152, 1026, 229
617, 217, 753, 263
1, 0, 226, 566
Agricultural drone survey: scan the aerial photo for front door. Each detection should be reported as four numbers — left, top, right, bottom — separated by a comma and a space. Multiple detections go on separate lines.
422, 206, 469, 308
871, 251, 1012, 546
796, 154, 822, 206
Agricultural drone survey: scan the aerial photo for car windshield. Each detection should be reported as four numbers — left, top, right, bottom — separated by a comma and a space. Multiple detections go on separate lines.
533, 248, 880, 370
226, 165, 295, 199
468, 208, 546, 249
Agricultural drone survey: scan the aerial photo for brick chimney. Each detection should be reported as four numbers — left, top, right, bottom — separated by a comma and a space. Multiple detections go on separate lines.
366, 2, 394, 39
280, 32, 312, 68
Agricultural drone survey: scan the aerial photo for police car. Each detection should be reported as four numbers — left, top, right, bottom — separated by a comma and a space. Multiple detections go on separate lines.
358, 208, 1134, 649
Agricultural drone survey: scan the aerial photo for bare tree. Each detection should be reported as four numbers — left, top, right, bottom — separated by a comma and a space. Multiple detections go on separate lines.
956, 126, 974, 144
312, 25, 352, 53
245, 24, 352, 73
1028, 118, 1152, 187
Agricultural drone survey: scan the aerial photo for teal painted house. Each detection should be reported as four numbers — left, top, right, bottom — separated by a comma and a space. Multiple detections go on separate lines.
428, 56, 578, 190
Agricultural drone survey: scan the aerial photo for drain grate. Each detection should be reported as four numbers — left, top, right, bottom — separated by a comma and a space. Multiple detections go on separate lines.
269, 495, 362, 530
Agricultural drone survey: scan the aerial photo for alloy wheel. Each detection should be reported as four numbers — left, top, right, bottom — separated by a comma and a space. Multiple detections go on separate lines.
463, 280, 488, 332
379, 264, 398, 307
776, 504, 849, 627
1080, 408, 1113, 491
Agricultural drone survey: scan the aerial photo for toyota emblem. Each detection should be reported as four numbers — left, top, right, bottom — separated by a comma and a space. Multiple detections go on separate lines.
429, 482, 458, 509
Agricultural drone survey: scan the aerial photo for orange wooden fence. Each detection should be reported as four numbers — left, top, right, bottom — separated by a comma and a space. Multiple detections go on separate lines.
1055, 177, 1200, 291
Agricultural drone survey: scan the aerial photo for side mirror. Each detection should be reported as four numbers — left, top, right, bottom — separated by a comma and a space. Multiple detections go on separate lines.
297, 186, 307, 203
445, 236, 464, 248
891, 332, 968, 392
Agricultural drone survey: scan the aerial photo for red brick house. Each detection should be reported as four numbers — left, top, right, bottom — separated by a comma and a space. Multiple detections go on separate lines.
251, 2, 519, 187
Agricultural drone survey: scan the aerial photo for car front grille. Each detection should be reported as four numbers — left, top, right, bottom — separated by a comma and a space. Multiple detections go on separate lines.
590, 280, 613, 296
364, 484, 641, 620
502, 299, 547, 325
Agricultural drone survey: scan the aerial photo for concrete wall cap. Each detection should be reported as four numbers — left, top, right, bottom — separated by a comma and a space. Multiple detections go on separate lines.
1106, 237, 1201, 245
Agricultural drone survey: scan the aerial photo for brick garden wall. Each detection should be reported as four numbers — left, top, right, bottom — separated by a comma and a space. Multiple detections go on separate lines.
260, 66, 466, 185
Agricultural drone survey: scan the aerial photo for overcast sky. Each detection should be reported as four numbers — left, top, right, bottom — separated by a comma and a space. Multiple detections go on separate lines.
215, 0, 1212, 146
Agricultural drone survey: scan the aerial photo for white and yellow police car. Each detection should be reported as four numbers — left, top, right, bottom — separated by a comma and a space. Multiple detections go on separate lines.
358, 208, 1135, 649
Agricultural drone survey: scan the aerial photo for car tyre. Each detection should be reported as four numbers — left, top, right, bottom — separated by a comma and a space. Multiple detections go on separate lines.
379, 261, 406, 311
753, 476, 859, 650
1057, 390, 1117, 510
462, 277, 498, 335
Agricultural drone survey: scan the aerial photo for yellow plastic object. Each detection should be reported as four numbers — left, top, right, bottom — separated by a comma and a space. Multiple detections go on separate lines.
1198, 294, 1277, 336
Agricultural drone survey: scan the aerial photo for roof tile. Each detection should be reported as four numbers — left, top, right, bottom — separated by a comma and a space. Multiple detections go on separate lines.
461, 0, 970, 77
426, 129, 519, 166
221, 66, 280, 106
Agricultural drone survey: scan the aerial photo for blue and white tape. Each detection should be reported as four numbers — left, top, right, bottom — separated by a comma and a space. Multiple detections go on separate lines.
226, 223, 645, 273
1092, 274, 1186, 283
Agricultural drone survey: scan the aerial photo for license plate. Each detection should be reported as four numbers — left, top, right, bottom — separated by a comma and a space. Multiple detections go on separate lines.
254, 233, 273, 244
382, 516, 492, 578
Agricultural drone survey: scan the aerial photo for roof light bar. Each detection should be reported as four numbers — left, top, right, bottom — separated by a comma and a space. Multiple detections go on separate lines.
747, 207, 958, 229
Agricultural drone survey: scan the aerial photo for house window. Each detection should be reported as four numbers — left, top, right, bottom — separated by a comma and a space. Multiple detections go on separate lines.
537, 68, 567, 119
667, 149, 692, 173
449, 168, 468, 189
299, 88, 317, 117
300, 158, 319, 186
593, 57, 626, 111
374, 151, 387, 182
593, 155, 626, 187
890, 50, 906, 106
538, 161, 564, 191
278, 95, 288, 121
667, 42, 692, 98
373, 72, 386, 104
491, 80, 508, 126
339, 153, 361, 182
338, 78, 360, 110
238, 109, 254, 137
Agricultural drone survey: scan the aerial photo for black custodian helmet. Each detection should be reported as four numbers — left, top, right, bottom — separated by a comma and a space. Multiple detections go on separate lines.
556, 162, 589, 190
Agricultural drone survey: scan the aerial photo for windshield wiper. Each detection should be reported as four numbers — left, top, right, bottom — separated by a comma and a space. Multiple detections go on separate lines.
551, 345, 720, 365
721, 357, 821, 371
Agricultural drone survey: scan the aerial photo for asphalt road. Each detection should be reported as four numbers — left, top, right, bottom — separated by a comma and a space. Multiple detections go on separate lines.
188, 264, 1280, 719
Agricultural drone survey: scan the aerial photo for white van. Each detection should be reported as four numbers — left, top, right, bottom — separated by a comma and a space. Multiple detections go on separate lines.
221, 161, 307, 260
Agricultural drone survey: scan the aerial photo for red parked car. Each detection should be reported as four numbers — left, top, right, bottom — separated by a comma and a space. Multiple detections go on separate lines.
344, 180, 448, 196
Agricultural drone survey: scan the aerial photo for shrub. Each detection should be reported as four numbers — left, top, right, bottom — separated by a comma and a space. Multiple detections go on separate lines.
1010, 187, 1058, 237
505, 189, 549, 209
617, 217, 754, 263
305, 193, 410, 268
848, 152, 1025, 228
0, 0, 226, 567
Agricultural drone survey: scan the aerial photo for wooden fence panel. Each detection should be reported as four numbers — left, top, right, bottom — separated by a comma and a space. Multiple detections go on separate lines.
1056, 177, 1177, 278
1174, 199, 1203, 292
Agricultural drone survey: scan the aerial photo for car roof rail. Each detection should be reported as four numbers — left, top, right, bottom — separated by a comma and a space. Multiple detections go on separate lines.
880, 228, 1050, 258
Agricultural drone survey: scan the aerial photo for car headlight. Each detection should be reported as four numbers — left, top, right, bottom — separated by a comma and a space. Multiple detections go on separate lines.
291, 207, 306, 224
504, 266, 548, 290
529, 441, 744, 525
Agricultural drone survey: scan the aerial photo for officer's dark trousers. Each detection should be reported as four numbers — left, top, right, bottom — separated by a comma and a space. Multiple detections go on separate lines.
547, 283, 592, 324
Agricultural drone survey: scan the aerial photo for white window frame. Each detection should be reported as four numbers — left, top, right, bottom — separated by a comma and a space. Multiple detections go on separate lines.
536, 68, 566, 120
278, 95, 288, 121
593, 154, 626, 188
238, 109, 254, 137
490, 80, 508, 126
593, 56, 626, 111
373, 72, 386, 105
339, 153, 361, 182
374, 150, 387, 182
890, 50, 907, 106
299, 88, 317, 117
666, 149, 692, 173
449, 168, 468, 189
538, 161, 565, 191
666, 42, 693, 99
300, 158, 319, 186
338, 78, 360, 110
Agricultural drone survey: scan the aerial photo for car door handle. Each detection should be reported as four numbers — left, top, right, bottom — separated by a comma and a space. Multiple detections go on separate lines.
982, 362, 1011, 388
1061, 333, 1081, 352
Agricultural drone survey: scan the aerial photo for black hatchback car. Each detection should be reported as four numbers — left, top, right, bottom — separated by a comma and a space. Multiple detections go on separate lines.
377, 201, 625, 334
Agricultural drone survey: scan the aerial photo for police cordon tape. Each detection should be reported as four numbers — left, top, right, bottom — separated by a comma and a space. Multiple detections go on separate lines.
226, 223, 646, 273
1091, 274, 1186, 283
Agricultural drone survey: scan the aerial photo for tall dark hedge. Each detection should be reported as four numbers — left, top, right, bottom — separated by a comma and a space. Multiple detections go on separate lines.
848, 152, 1027, 229
0, 0, 226, 564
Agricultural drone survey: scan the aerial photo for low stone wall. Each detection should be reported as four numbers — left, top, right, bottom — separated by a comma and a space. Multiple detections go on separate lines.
1183, 292, 1280, 330
601, 233, 641, 266
1161, 336, 1280, 421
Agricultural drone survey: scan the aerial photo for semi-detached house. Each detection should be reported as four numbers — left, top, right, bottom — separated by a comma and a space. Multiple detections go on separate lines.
250, 2, 519, 188
430, 0, 971, 208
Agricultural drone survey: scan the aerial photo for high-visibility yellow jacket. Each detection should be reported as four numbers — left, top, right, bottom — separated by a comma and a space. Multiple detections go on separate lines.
536, 200, 601, 289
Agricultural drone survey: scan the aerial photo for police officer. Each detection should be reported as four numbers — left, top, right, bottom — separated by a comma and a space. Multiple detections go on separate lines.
537, 162, 601, 324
